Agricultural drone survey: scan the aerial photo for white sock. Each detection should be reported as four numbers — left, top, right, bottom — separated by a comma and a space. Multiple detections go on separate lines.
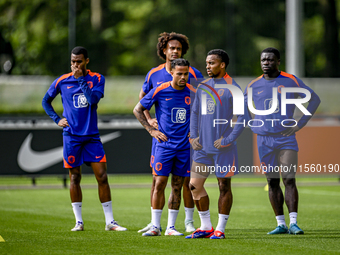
216, 214, 229, 233
152, 209, 163, 228
184, 207, 194, 222
150, 207, 153, 222
276, 215, 286, 227
289, 212, 298, 225
167, 209, 179, 228
102, 201, 114, 225
198, 210, 212, 230
72, 202, 83, 223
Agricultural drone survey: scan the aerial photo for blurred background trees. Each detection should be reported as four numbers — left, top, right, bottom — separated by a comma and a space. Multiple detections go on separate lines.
0, 0, 339, 77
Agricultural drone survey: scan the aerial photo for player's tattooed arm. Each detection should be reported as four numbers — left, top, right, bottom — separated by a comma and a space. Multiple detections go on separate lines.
133, 102, 153, 132
168, 175, 184, 210
139, 88, 158, 129
133, 102, 167, 142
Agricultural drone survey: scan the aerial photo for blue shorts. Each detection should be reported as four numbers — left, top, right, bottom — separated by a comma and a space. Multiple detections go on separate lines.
150, 137, 157, 169
257, 134, 298, 171
192, 144, 238, 178
63, 132, 106, 168
152, 146, 190, 177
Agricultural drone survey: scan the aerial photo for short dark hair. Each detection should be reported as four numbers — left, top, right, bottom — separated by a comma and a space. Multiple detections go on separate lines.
207, 49, 230, 68
71, 46, 88, 59
157, 32, 189, 60
170, 58, 190, 70
262, 47, 280, 59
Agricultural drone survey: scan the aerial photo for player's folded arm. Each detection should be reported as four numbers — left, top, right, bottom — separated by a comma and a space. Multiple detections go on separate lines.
77, 77, 103, 105
133, 102, 155, 132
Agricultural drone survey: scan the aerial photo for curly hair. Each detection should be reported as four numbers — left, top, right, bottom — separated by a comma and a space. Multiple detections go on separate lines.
157, 32, 189, 60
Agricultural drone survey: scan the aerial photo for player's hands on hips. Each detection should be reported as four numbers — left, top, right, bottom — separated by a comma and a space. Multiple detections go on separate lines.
150, 129, 167, 143
148, 118, 158, 129
71, 65, 83, 79
281, 126, 300, 136
214, 136, 224, 149
58, 118, 69, 128
190, 137, 202, 150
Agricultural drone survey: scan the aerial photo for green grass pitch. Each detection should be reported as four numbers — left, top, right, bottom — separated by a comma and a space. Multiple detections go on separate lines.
0, 175, 339, 254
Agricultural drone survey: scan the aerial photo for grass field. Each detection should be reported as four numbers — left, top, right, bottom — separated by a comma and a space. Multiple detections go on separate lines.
0, 175, 339, 255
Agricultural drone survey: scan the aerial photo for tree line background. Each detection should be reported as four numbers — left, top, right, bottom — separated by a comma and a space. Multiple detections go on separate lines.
0, 0, 339, 78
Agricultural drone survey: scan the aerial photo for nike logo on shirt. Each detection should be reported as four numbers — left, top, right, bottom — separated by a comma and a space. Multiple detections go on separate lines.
67, 86, 74, 89
165, 98, 172, 101
258, 90, 264, 94
157, 81, 164, 85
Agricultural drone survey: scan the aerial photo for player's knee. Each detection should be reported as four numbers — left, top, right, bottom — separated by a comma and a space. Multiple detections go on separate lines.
189, 182, 207, 200
96, 173, 108, 185
171, 175, 184, 188
183, 182, 190, 192
218, 184, 231, 196
171, 180, 182, 192
154, 178, 167, 192
218, 178, 231, 193
184, 176, 190, 186
267, 178, 280, 188
283, 177, 296, 187
189, 182, 196, 191
70, 172, 81, 184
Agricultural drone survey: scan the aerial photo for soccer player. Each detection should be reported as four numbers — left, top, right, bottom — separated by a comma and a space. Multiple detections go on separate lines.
42, 46, 127, 232
134, 58, 192, 236
245, 47, 321, 235
138, 32, 203, 233
186, 49, 247, 239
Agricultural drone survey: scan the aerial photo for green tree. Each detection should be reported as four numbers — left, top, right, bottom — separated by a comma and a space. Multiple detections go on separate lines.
0, 0, 339, 77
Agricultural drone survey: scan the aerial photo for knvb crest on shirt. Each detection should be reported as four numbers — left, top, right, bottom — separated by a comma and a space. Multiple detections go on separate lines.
206, 99, 215, 114
265, 98, 280, 113
73, 93, 88, 108
171, 108, 186, 123
198, 82, 223, 115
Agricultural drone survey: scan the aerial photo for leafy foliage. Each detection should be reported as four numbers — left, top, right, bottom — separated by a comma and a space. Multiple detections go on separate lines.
0, 0, 339, 77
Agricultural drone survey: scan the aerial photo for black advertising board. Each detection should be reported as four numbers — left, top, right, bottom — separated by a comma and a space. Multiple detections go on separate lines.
0, 120, 151, 175
0, 119, 253, 176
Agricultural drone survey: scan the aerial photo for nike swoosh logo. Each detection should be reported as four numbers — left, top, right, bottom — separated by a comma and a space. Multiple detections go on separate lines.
258, 90, 264, 94
67, 86, 74, 89
157, 81, 163, 85
17, 131, 121, 173
165, 98, 172, 101
95, 156, 102, 159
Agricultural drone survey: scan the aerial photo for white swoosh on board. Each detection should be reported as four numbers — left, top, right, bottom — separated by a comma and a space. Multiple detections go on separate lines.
17, 131, 121, 173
